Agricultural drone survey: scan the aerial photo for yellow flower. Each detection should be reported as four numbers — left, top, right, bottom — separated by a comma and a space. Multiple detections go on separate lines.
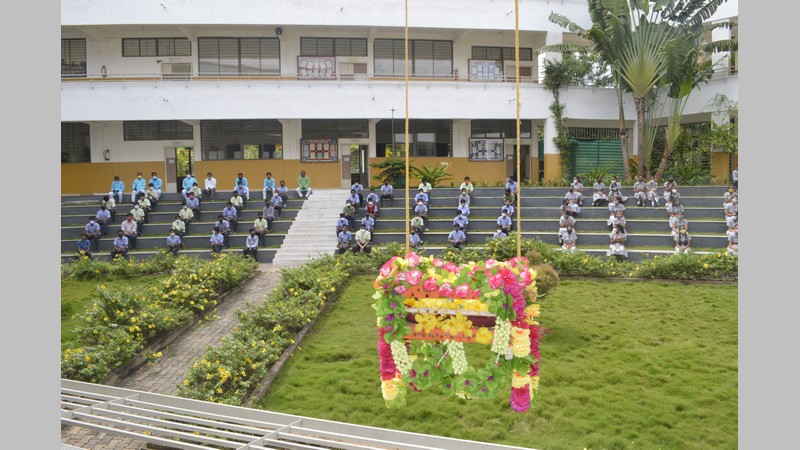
511, 370, 531, 388
474, 327, 493, 345
525, 304, 540, 319
414, 313, 442, 333
511, 326, 531, 357
442, 313, 473, 336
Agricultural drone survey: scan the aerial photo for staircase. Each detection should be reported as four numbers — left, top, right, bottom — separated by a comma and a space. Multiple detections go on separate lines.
272, 189, 349, 267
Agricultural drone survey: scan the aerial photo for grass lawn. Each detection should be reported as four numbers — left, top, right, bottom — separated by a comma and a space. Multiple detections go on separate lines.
259, 275, 737, 450
61, 276, 167, 345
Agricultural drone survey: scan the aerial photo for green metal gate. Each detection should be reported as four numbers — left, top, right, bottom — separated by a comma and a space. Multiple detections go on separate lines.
570, 139, 624, 178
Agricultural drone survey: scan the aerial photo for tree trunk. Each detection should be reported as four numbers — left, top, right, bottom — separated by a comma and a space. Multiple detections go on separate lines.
654, 139, 671, 182
617, 84, 631, 180
634, 96, 646, 178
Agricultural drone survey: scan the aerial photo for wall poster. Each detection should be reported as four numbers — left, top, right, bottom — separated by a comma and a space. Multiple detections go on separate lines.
297, 56, 337, 80
301, 138, 338, 162
469, 138, 504, 161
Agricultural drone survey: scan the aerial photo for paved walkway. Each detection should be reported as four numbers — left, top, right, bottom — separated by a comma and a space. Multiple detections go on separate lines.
61, 263, 284, 449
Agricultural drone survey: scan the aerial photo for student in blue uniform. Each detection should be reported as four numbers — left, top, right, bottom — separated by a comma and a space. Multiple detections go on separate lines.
76, 234, 93, 260
497, 210, 512, 234
96, 205, 112, 236
166, 230, 182, 256
234, 173, 249, 198
222, 202, 239, 233
453, 210, 469, 243
263, 172, 276, 201
150, 172, 164, 197
210, 227, 225, 253
181, 173, 198, 201
409, 228, 422, 249
111, 230, 129, 260
243, 228, 259, 260
380, 180, 394, 207
448, 224, 467, 250
351, 179, 365, 207
337, 225, 353, 254
84, 216, 102, 251
215, 214, 232, 248
109, 176, 125, 204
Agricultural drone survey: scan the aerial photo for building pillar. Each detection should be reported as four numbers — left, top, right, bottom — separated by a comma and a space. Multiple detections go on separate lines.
542, 31, 563, 181
712, 20, 732, 75
709, 112, 732, 183
531, 122, 540, 183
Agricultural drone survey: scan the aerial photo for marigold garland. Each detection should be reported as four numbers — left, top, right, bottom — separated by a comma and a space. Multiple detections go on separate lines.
372, 253, 541, 412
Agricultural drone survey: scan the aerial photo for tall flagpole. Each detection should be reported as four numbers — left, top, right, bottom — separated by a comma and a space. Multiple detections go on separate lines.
404, 0, 410, 256
515, 0, 522, 259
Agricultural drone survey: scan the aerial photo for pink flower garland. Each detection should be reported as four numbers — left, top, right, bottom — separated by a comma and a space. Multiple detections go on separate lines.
378, 328, 398, 381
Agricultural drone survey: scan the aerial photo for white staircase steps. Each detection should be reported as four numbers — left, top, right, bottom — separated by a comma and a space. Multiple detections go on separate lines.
271, 189, 349, 267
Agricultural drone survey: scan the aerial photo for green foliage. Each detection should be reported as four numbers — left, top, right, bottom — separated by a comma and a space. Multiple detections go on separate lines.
530, 264, 560, 297
578, 166, 614, 184
669, 161, 712, 185
370, 158, 407, 186
409, 162, 453, 188
62, 250, 177, 280
700, 122, 738, 154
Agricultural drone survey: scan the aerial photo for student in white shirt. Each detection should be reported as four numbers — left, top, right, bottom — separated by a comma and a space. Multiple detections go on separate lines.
204, 172, 217, 200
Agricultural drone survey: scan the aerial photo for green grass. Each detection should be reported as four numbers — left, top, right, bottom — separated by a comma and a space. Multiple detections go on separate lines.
259, 276, 737, 450
61, 275, 167, 345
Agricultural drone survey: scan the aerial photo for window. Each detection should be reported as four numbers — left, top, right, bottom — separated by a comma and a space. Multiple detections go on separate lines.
302, 119, 369, 139
201, 120, 283, 160
198, 38, 280, 76
122, 38, 191, 57
124, 121, 194, 141
471, 46, 533, 62
300, 37, 367, 57
374, 39, 453, 77
61, 39, 86, 77
376, 120, 452, 157
61, 122, 90, 163
471, 120, 531, 139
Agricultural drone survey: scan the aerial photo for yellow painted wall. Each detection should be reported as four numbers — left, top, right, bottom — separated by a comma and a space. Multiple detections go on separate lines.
368, 157, 507, 188
710, 152, 731, 183
530, 157, 540, 183
62, 162, 165, 195
543, 154, 562, 181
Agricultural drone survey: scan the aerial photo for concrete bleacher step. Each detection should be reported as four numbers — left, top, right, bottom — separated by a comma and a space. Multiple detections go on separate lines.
272, 189, 350, 267
381, 245, 715, 262
62, 248, 277, 264
369, 218, 727, 234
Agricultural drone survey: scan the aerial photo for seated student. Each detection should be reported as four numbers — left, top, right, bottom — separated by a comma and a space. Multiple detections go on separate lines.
102, 195, 117, 223
297, 170, 313, 198
414, 188, 429, 208
109, 176, 125, 204
493, 225, 507, 240
646, 176, 660, 207
76, 234, 93, 260
96, 204, 112, 236
724, 197, 738, 229
674, 226, 692, 254
663, 175, 678, 204
262, 202, 276, 233
343, 200, 357, 230
353, 223, 372, 254
222, 202, 239, 233
347, 189, 361, 213
234, 173, 249, 199
365, 199, 379, 218
254, 213, 270, 246
145, 183, 160, 210
668, 197, 685, 229
457, 188, 471, 207
460, 176, 475, 202
453, 210, 469, 242
671, 210, 688, 241
188, 182, 203, 203
558, 210, 576, 245
633, 176, 647, 207
565, 186, 581, 214
502, 188, 516, 206
181, 173, 198, 202
727, 225, 738, 256
380, 180, 394, 206
561, 226, 577, 253
131, 172, 147, 204
458, 199, 471, 218
611, 210, 627, 231
243, 228, 259, 260
723, 185, 737, 209
136, 193, 152, 221
608, 176, 627, 203
497, 210, 512, 234
271, 192, 284, 218
607, 197, 625, 229
570, 176, 585, 206
592, 176, 608, 207
366, 189, 380, 206
263, 172, 276, 201
410, 213, 425, 241
171, 215, 187, 238
501, 199, 515, 217
414, 200, 429, 230
732, 167, 738, 190
337, 225, 353, 254
726, 215, 738, 238
167, 230, 182, 256
230, 191, 245, 218
84, 216, 102, 252
351, 179, 365, 207
210, 227, 225, 254
121, 213, 139, 249
111, 230, 129, 260
204, 172, 217, 201
130, 204, 146, 236
214, 215, 232, 248
234, 182, 249, 209
178, 202, 194, 234
276, 180, 290, 206
409, 228, 423, 249
149, 172, 163, 197
505, 176, 519, 194
418, 178, 433, 204
607, 223, 628, 261
360, 213, 375, 233
186, 192, 201, 222
448, 224, 467, 250
665, 188, 680, 212
336, 213, 349, 237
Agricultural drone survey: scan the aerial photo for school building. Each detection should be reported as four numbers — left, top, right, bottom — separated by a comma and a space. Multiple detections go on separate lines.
61, 0, 738, 195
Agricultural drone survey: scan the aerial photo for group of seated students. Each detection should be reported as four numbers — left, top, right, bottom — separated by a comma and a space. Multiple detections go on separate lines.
724, 183, 739, 256
336, 178, 381, 254
77, 170, 305, 261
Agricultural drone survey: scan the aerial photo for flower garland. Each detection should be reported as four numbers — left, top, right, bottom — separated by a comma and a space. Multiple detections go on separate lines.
372, 253, 540, 412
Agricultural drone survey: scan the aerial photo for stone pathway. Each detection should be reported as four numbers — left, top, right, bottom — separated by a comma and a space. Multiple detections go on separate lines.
61, 263, 284, 449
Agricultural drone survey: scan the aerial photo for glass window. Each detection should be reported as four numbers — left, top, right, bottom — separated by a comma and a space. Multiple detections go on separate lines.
122, 38, 191, 57
302, 119, 369, 139
198, 37, 280, 76
61, 39, 86, 77
301, 37, 368, 57
124, 121, 194, 141
376, 119, 451, 156
61, 122, 90, 163
201, 120, 283, 160
471, 120, 531, 139
374, 39, 452, 77
471, 46, 533, 63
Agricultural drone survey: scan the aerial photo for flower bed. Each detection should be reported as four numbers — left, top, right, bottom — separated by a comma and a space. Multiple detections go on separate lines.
373, 253, 541, 412
61, 253, 257, 383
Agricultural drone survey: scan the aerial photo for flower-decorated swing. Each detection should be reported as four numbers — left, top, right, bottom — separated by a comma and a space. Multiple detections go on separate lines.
372, 253, 541, 412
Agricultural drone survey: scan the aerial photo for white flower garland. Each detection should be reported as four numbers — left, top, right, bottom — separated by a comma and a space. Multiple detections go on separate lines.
491, 319, 512, 355
445, 340, 468, 375
390, 340, 413, 375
